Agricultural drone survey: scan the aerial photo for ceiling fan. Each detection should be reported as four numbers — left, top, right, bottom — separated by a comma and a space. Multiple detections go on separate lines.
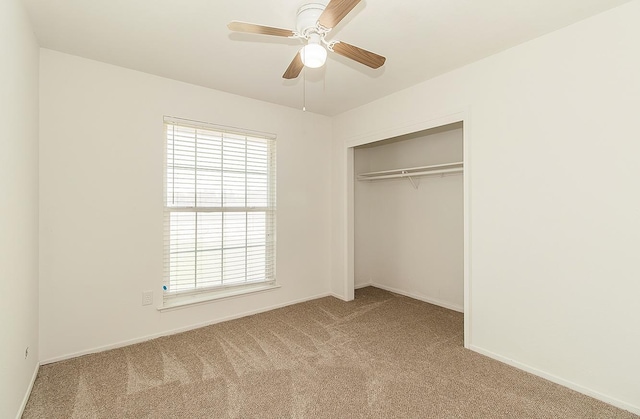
228, 0, 386, 79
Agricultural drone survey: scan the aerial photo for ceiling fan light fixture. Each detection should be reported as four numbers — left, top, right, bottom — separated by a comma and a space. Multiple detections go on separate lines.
228, 0, 386, 79
301, 43, 327, 68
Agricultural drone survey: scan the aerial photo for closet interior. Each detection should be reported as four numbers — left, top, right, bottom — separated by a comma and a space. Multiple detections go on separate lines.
354, 122, 464, 312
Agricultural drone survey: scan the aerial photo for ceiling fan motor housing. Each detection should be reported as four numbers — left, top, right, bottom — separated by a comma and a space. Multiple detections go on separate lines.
296, 3, 327, 36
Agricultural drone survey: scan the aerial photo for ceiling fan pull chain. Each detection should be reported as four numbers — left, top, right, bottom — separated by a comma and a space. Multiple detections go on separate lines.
303, 66, 307, 112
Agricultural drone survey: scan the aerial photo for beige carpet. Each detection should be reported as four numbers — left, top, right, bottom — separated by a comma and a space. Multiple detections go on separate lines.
24, 287, 636, 418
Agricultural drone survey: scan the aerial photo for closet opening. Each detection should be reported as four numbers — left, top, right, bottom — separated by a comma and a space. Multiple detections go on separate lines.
347, 120, 469, 347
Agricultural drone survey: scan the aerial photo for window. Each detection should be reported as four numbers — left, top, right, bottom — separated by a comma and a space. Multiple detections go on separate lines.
163, 117, 276, 306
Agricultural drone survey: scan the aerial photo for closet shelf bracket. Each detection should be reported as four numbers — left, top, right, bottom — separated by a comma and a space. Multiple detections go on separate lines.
404, 172, 418, 189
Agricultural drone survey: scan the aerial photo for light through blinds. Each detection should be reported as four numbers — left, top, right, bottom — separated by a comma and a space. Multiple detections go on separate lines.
163, 117, 276, 303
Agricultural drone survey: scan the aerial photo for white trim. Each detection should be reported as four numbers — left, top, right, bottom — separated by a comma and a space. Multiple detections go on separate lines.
329, 292, 349, 302
16, 362, 39, 419
470, 345, 640, 416
369, 283, 464, 313
354, 282, 372, 289
344, 110, 467, 148
158, 283, 281, 311
345, 146, 355, 301
163, 115, 276, 140
41, 291, 332, 365
462, 111, 471, 349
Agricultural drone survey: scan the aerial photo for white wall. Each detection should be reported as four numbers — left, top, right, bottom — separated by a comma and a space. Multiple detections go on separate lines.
0, 0, 40, 417
39, 50, 333, 362
333, 1, 640, 414
354, 127, 463, 311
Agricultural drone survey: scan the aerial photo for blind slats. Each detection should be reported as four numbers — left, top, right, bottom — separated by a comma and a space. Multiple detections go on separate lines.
163, 118, 276, 301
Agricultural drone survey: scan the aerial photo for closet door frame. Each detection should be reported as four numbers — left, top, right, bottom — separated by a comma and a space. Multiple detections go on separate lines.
344, 110, 471, 348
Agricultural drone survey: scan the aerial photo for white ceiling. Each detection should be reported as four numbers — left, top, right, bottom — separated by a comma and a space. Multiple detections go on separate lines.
22, 0, 630, 116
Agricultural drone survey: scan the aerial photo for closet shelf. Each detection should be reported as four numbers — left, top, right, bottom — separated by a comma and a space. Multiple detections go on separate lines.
357, 162, 463, 181
357, 162, 463, 189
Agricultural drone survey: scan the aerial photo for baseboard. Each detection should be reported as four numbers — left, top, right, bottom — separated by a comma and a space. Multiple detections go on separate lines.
369, 282, 464, 313
329, 292, 349, 301
354, 282, 372, 290
470, 345, 640, 416
16, 361, 39, 419
41, 291, 332, 365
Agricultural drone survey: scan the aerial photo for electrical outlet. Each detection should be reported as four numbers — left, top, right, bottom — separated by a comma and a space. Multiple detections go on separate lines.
25, 346, 29, 359
142, 290, 153, 306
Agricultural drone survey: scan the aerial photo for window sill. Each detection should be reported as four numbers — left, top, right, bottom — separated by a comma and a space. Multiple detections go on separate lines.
157, 283, 281, 312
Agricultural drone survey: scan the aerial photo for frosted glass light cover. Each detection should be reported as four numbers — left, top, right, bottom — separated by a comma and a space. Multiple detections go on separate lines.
301, 44, 327, 68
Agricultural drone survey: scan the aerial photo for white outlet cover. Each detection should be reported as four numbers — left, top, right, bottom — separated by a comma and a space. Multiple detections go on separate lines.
142, 291, 153, 306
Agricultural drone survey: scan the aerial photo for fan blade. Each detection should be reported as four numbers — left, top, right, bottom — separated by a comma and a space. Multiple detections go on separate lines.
228, 21, 296, 37
332, 41, 386, 69
318, 0, 361, 29
283, 52, 304, 79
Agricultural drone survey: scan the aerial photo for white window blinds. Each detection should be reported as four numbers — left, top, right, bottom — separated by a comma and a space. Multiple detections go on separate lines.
163, 117, 276, 303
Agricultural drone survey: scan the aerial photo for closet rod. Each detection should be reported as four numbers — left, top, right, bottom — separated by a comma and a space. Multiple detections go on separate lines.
358, 162, 463, 178
358, 167, 462, 181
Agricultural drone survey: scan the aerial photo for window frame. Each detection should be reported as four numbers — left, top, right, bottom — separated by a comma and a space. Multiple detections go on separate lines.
161, 116, 277, 309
